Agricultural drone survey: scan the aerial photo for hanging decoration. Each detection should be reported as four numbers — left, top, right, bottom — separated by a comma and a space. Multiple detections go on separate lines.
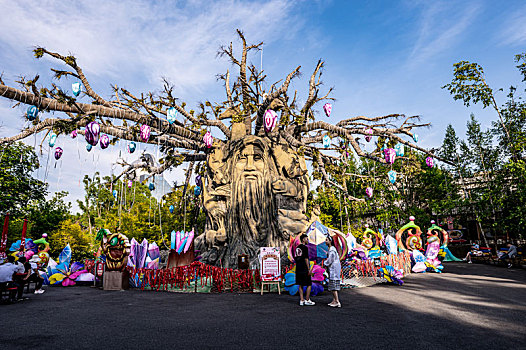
72, 82, 82, 97
194, 186, 201, 196
413, 134, 419, 143
86, 144, 92, 152
48, 133, 57, 147
128, 180, 133, 188
365, 128, 373, 142
323, 103, 332, 117
203, 131, 213, 148
127, 141, 136, 153
394, 143, 404, 157
264, 109, 277, 132
71, 130, 77, 138
26, 105, 38, 121
140, 124, 151, 142
169, 205, 174, 214
149, 183, 155, 191
195, 175, 202, 187
99, 134, 110, 149
112, 190, 118, 199
167, 107, 177, 124
322, 135, 331, 148
85, 121, 100, 146
365, 187, 373, 198
384, 148, 396, 164
388, 170, 396, 184
54, 147, 63, 160
425, 157, 434, 168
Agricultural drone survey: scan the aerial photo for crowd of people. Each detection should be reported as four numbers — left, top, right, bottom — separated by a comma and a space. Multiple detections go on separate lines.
0, 255, 45, 303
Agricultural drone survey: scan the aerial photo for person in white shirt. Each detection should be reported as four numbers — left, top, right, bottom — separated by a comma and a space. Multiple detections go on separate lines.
324, 236, 342, 308
0, 256, 24, 301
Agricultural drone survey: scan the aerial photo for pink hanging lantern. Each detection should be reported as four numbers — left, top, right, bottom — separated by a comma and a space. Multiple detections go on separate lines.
100, 134, 110, 149
323, 103, 332, 118
264, 109, 278, 132
54, 147, 63, 160
384, 148, 396, 164
85, 121, 100, 146
71, 130, 77, 139
366, 187, 373, 198
203, 131, 213, 148
365, 128, 373, 142
426, 156, 434, 168
128, 180, 133, 188
140, 124, 151, 142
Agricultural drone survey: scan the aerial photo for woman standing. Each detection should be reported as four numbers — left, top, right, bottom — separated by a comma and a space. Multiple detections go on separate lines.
324, 236, 341, 307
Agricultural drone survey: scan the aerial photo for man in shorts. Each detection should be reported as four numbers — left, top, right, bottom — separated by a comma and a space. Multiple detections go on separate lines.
295, 234, 315, 306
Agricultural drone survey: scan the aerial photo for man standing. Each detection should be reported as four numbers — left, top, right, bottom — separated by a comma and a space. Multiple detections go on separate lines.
295, 234, 315, 306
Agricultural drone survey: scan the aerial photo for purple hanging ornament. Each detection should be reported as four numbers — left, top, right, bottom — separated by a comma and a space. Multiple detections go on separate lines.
323, 103, 332, 117
140, 124, 151, 142
365, 128, 373, 142
203, 131, 213, 148
128, 180, 133, 188
366, 187, 373, 198
54, 147, 63, 160
85, 121, 100, 146
264, 109, 278, 132
384, 148, 396, 164
99, 134, 110, 149
426, 156, 434, 168
195, 175, 202, 187
71, 130, 77, 139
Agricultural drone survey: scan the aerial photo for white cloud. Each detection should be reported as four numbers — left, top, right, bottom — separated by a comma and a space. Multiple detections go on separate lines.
498, 4, 526, 46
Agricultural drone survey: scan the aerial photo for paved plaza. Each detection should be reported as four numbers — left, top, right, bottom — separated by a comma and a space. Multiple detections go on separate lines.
1, 262, 525, 349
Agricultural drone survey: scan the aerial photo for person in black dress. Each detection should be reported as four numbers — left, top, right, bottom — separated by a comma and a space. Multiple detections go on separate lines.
295, 234, 315, 306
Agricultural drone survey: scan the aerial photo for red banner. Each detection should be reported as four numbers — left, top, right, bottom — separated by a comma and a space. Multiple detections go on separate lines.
20, 219, 28, 252
0, 213, 9, 260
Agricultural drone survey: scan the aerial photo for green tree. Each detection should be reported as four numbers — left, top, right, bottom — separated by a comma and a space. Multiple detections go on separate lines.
48, 219, 96, 261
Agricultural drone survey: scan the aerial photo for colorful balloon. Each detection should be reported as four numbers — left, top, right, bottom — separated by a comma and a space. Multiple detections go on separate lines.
128, 180, 133, 188
322, 135, 331, 148
167, 107, 177, 124
388, 170, 396, 184
203, 131, 213, 148
72, 82, 81, 97
169, 205, 174, 214
264, 109, 278, 132
413, 134, 419, 143
112, 190, 117, 199
85, 121, 100, 146
394, 143, 404, 157
86, 144, 92, 152
366, 187, 373, 198
149, 183, 155, 191
128, 141, 136, 153
365, 128, 373, 142
195, 175, 202, 187
384, 148, 396, 164
99, 134, 110, 149
71, 130, 77, 138
27, 105, 38, 121
48, 133, 57, 147
54, 147, 63, 160
323, 103, 332, 117
140, 124, 151, 142
194, 186, 201, 196
426, 156, 434, 168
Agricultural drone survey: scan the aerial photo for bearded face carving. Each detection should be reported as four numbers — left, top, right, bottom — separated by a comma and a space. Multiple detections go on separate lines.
97, 229, 130, 271
198, 135, 309, 267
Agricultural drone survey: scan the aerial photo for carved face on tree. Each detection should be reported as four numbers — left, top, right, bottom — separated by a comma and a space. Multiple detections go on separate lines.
98, 229, 130, 271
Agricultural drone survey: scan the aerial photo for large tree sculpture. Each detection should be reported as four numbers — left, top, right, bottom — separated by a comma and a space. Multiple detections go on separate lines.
0, 31, 442, 267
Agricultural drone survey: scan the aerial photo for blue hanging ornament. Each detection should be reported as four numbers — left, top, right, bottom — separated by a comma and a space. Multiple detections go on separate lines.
394, 143, 405, 157
72, 82, 82, 97
194, 186, 201, 196
48, 133, 57, 147
149, 183, 155, 191
128, 141, 136, 154
388, 170, 397, 184
86, 144, 92, 152
322, 135, 331, 148
112, 190, 117, 199
167, 107, 177, 124
413, 134, 419, 143
27, 105, 38, 121
169, 205, 174, 214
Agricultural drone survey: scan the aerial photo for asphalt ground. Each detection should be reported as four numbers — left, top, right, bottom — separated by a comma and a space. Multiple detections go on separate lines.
1, 262, 525, 350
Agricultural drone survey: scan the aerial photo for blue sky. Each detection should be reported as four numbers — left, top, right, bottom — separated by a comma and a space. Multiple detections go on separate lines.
1, 0, 525, 211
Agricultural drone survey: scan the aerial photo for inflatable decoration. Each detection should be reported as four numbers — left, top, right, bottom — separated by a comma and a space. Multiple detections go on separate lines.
394, 143, 405, 157
149, 183, 155, 191
395, 216, 422, 251
54, 147, 63, 160
388, 170, 396, 184
283, 263, 325, 296
127, 141, 136, 153
378, 265, 404, 285
322, 135, 331, 148
85, 121, 100, 146
425, 156, 434, 168
327, 228, 349, 260
112, 190, 118, 199
129, 238, 148, 269
27, 105, 38, 121
167, 107, 177, 124
96, 229, 130, 271
365, 187, 373, 198
170, 231, 176, 250
146, 242, 160, 269
365, 128, 373, 142
384, 148, 396, 164
47, 244, 87, 286
385, 235, 398, 255
203, 131, 213, 148
195, 175, 202, 187
425, 241, 442, 270
413, 134, 419, 143
86, 144, 92, 152
427, 221, 461, 262
140, 124, 151, 142
71, 130, 77, 138
169, 205, 174, 214
99, 134, 110, 149
412, 250, 427, 273
194, 186, 201, 196
264, 109, 278, 132
127, 180, 132, 188
323, 103, 332, 118
72, 82, 82, 97
345, 232, 357, 252
361, 225, 378, 250
48, 133, 57, 147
